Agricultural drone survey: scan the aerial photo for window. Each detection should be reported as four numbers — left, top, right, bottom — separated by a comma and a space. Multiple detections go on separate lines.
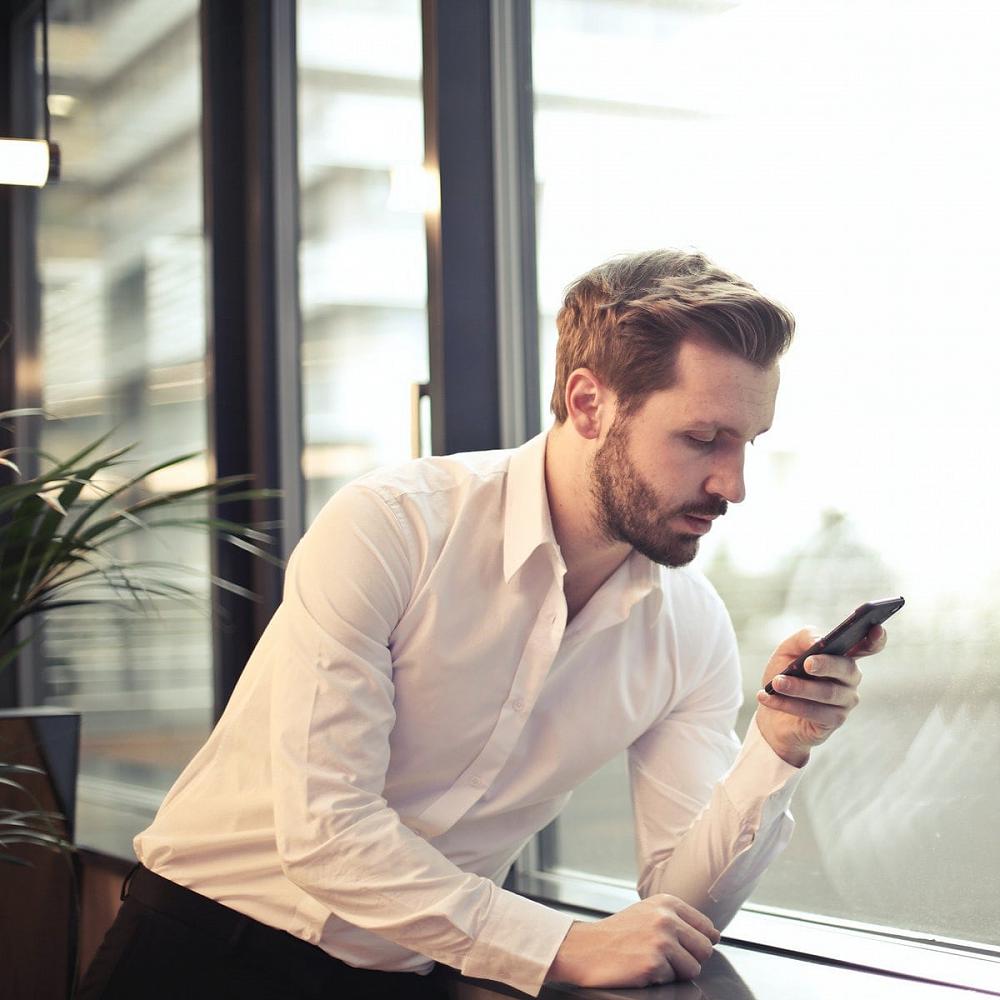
34, 0, 209, 856
297, 0, 428, 523
531, 0, 1000, 948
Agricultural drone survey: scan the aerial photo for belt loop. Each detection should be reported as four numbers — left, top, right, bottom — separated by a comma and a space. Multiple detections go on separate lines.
120, 862, 142, 901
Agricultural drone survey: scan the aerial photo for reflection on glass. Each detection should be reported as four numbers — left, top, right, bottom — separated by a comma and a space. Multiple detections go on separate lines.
36, 0, 209, 856
534, 0, 1000, 946
297, 0, 428, 524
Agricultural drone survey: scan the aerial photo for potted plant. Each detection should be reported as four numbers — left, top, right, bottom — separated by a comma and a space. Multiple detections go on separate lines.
0, 412, 280, 996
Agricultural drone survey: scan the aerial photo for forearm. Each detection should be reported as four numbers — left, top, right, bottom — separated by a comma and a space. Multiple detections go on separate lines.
636, 717, 802, 928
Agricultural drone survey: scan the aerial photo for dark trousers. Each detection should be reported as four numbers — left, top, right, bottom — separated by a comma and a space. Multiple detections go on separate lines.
77, 865, 451, 999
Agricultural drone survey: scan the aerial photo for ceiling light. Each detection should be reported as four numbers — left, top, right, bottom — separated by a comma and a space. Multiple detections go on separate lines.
0, 0, 60, 187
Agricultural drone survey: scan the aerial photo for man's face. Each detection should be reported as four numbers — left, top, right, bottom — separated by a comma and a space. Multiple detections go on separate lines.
590, 338, 780, 567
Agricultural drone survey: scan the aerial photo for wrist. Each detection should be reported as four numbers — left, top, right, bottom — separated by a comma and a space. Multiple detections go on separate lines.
546, 921, 588, 983
754, 713, 810, 768
773, 744, 810, 768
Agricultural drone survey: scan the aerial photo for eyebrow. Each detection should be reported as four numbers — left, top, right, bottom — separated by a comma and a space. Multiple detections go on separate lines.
683, 422, 772, 442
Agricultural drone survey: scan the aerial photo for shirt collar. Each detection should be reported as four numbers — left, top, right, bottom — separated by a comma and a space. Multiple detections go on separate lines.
627, 549, 664, 623
503, 430, 560, 583
502, 431, 665, 621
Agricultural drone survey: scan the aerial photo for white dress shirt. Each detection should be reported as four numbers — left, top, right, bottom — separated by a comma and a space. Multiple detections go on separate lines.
135, 430, 802, 997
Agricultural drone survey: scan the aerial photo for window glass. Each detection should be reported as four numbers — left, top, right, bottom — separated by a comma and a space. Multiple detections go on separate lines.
533, 0, 1000, 945
36, 0, 209, 856
297, 0, 428, 523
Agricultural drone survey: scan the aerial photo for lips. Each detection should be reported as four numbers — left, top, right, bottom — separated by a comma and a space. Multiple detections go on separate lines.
679, 513, 715, 535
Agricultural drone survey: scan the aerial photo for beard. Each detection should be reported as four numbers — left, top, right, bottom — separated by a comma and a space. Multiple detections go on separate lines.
590, 416, 727, 568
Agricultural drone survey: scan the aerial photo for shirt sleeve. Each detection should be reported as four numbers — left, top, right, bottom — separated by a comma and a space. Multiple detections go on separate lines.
270, 483, 572, 997
628, 598, 803, 929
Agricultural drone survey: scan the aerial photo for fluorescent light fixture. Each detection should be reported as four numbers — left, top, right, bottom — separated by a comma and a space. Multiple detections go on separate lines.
0, 0, 61, 187
0, 138, 59, 187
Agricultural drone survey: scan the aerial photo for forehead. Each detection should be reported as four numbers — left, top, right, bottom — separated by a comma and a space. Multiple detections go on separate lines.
639, 338, 780, 436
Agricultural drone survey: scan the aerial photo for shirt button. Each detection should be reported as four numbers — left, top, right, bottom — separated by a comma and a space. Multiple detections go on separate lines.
470, 776, 485, 788
512, 698, 526, 712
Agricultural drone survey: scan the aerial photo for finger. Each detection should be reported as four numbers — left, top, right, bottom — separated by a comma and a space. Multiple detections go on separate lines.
768, 673, 860, 707
671, 899, 721, 943
661, 943, 702, 981
675, 923, 717, 964
781, 626, 823, 658
643, 959, 677, 988
800, 653, 862, 686
849, 624, 887, 658
756, 689, 850, 728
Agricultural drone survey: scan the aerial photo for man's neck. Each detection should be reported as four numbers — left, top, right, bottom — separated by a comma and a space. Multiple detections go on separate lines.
544, 426, 631, 622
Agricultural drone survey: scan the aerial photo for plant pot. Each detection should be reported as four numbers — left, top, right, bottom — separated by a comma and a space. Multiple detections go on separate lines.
0, 706, 81, 999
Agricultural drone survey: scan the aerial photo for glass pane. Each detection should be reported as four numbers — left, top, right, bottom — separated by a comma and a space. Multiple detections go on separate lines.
35, 0, 209, 856
297, 0, 428, 524
533, 0, 1000, 946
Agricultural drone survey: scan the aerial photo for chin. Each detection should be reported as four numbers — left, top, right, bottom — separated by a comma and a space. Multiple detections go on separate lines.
638, 535, 700, 568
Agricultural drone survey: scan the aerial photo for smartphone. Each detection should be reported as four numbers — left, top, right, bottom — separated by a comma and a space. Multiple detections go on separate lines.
763, 596, 904, 695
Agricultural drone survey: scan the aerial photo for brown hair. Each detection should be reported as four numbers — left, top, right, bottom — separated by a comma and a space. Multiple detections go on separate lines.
550, 249, 795, 422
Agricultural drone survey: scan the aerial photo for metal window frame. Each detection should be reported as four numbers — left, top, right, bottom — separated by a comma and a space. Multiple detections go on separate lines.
490, 0, 541, 448
1, 0, 45, 710
421, 0, 540, 455
199, 0, 305, 714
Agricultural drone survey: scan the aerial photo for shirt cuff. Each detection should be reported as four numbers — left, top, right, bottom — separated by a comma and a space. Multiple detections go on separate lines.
704, 716, 802, 905
461, 887, 575, 997
721, 713, 803, 820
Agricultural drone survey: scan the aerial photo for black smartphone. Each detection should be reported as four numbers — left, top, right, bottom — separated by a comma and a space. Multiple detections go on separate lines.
763, 596, 904, 695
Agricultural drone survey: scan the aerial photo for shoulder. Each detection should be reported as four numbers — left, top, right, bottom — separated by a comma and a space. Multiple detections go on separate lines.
352, 447, 513, 507
307, 448, 513, 561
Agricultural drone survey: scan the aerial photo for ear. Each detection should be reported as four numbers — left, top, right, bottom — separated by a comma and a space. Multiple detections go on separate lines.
565, 368, 614, 441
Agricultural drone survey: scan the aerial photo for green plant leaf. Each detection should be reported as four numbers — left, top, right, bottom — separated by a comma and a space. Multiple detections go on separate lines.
0, 853, 35, 868
0, 763, 46, 777
0, 427, 282, 677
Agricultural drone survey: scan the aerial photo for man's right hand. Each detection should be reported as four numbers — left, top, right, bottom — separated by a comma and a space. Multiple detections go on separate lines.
545, 894, 720, 988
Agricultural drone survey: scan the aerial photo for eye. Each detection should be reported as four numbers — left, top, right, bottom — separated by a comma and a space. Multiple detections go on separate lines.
685, 434, 716, 450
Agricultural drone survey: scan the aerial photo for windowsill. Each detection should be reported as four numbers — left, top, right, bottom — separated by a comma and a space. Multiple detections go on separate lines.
446, 938, 1000, 999
77, 839, 1000, 999
512, 872, 1000, 997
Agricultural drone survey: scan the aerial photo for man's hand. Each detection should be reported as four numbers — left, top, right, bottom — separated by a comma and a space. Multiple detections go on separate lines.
755, 625, 888, 767
546, 894, 720, 988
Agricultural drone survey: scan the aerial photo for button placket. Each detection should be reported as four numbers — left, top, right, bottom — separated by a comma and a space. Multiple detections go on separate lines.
409, 590, 565, 837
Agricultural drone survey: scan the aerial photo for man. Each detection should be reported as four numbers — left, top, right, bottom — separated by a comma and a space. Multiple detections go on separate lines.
80, 250, 885, 999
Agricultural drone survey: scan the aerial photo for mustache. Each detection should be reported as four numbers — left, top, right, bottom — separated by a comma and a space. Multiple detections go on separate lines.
679, 497, 728, 518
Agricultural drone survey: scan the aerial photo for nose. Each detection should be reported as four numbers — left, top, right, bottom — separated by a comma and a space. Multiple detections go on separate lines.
705, 449, 746, 505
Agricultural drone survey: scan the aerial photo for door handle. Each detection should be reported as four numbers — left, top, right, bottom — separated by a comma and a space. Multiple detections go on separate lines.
410, 382, 430, 459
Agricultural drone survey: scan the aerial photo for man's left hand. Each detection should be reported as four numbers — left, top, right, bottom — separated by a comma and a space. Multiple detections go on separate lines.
754, 625, 888, 767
